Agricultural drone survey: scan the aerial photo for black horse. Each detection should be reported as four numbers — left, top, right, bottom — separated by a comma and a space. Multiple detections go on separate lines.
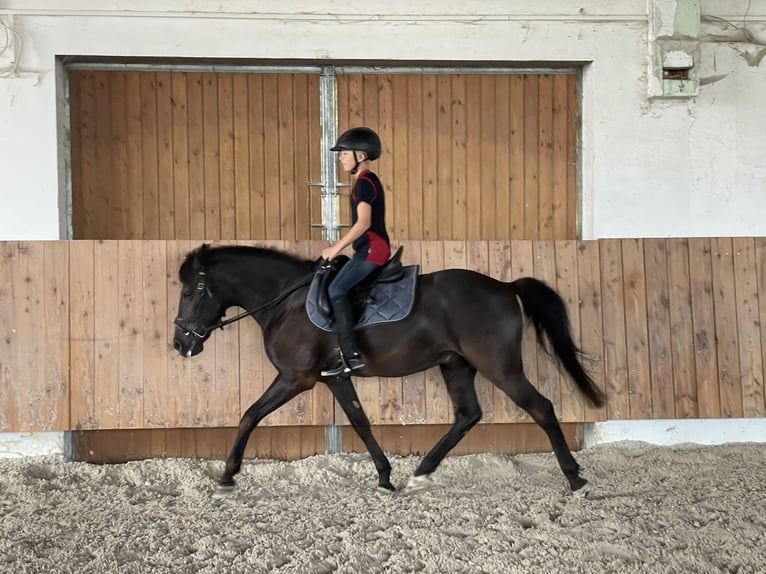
173, 244, 604, 494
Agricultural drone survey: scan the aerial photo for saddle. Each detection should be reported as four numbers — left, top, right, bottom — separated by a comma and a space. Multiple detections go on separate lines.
305, 246, 419, 332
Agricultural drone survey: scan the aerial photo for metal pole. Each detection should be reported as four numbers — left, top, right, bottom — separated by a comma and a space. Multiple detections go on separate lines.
319, 66, 343, 454
319, 66, 339, 242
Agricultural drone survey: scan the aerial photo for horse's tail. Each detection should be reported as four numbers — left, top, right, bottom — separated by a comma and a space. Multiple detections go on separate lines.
509, 277, 605, 407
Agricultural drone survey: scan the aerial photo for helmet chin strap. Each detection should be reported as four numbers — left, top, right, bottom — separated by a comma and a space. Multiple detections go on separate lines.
350, 151, 362, 175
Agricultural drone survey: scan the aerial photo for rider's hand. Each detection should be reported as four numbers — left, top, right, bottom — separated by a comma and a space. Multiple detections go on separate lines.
322, 246, 339, 261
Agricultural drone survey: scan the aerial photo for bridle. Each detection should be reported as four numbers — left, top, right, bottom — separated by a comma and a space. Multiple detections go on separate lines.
174, 267, 316, 340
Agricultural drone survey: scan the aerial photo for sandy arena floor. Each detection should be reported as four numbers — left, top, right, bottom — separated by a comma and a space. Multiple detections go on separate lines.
1, 442, 764, 573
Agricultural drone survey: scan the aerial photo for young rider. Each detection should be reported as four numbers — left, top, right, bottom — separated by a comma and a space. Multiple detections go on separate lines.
320, 127, 390, 377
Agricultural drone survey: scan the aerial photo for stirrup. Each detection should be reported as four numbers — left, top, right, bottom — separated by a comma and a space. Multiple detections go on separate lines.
321, 358, 347, 377
321, 350, 365, 377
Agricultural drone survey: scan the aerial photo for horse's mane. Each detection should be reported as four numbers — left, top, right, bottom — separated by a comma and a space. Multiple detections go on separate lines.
179, 243, 315, 284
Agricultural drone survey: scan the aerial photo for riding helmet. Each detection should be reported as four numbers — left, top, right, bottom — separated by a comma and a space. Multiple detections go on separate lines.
330, 127, 382, 161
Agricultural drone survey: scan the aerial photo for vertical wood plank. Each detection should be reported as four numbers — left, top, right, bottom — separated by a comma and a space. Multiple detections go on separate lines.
733, 237, 764, 418
667, 238, 698, 418
248, 74, 267, 240
555, 240, 585, 422
8, 243, 65, 431
552, 75, 570, 240
118, 241, 144, 428
171, 73, 190, 240
43, 243, 70, 431
533, 240, 561, 416
600, 239, 629, 419
125, 73, 143, 239
69, 72, 87, 237
93, 73, 113, 239
399, 241, 426, 424
166, 240, 192, 427
69, 241, 96, 429
644, 239, 675, 419
391, 75, 409, 240
467, 241, 495, 422
577, 240, 606, 421
203, 73, 221, 239
422, 76, 438, 240
186, 73, 206, 240
478, 76, 496, 240
156, 72, 175, 240
140, 72, 160, 239
537, 75, 554, 240
293, 74, 313, 241
464, 75, 482, 240
109, 72, 128, 238
494, 75, 511, 240
218, 73, 237, 239
143, 241, 169, 427
1, 243, 20, 430
711, 237, 742, 418
523, 75, 539, 239
420, 242, 450, 424
436, 75, 453, 240
232, 73, 252, 240
689, 238, 720, 418
277, 74, 295, 240
754, 238, 766, 417
622, 239, 652, 419
509, 76, 526, 240
488, 241, 519, 422
307, 75, 323, 241
451, 75, 467, 241
566, 75, 579, 240
510, 240, 534, 421
407, 76, 424, 239
94, 241, 121, 428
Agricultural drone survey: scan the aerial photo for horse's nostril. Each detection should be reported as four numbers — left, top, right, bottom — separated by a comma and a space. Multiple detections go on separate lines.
173, 339, 182, 352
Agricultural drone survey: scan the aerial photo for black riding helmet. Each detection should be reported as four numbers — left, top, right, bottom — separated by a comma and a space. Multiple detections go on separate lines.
331, 127, 381, 161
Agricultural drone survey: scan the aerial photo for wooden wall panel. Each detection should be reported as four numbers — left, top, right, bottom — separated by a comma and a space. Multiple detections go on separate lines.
2, 239, 766, 433
69, 71, 321, 241
0, 243, 69, 432
668, 238, 698, 418
337, 73, 579, 242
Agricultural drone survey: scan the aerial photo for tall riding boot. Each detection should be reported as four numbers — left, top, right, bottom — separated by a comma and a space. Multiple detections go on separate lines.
321, 296, 366, 377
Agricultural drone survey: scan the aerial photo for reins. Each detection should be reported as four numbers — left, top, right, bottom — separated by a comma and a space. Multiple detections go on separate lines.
175, 267, 317, 339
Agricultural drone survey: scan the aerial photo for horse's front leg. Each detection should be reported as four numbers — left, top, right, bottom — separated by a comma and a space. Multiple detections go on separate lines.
327, 377, 394, 491
219, 374, 310, 491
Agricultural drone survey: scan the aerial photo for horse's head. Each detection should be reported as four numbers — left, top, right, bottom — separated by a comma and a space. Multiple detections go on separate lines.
173, 244, 226, 357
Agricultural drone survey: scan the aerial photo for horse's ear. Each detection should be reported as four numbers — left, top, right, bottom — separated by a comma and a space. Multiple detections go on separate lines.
193, 243, 211, 269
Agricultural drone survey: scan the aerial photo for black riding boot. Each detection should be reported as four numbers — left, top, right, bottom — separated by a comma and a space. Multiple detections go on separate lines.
321, 296, 365, 377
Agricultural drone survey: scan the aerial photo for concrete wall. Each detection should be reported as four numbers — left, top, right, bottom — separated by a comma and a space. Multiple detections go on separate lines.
0, 0, 764, 240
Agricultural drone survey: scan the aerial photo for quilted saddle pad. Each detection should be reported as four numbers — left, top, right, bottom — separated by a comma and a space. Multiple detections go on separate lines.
305, 265, 419, 333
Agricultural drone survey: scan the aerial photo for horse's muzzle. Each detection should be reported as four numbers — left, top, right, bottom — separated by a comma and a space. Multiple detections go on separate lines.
173, 326, 204, 358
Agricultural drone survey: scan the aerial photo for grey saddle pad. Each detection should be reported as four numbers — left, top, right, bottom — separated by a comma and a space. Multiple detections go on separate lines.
305, 265, 419, 332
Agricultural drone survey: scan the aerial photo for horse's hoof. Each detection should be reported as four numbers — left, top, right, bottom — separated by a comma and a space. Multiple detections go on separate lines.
568, 475, 588, 492
572, 480, 592, 499
402, 474, 431, 494
378, 480, 396, 492
212, 484, 237, 500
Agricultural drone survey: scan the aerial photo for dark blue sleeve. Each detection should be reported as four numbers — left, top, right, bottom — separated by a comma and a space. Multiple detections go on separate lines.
354, 177, 377, 205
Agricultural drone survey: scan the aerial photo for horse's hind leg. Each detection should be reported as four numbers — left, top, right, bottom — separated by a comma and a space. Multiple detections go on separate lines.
493, 372, 586, 492
327, 377, 394, 491
412, 355, 481, 480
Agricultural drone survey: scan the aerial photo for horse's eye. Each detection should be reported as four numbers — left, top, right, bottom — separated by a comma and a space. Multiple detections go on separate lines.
182, 290, 193, 299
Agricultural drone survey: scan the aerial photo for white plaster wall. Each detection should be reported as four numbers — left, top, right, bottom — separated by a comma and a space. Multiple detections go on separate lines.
0, 0, 764, 240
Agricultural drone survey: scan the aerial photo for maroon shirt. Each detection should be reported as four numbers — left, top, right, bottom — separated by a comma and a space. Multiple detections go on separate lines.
350, 170, 390, 265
